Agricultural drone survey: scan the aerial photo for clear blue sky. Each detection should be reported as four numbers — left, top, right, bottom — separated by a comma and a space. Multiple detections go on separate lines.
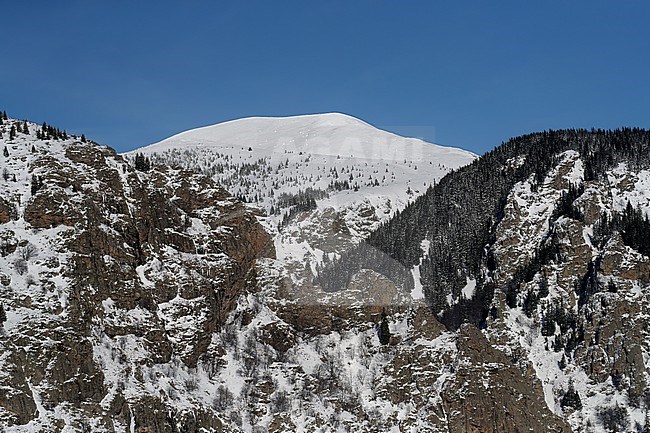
1, 1, 649, 154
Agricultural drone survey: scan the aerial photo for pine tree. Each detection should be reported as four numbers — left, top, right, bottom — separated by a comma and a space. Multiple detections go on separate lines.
378, 309, 391, 345
560, 378, 582, 410
0, 303, 6, 326
31, 175, 43, 195
3, 146, 8, 157
81, 134, 86, 142
134, 153, 151, 172
9, 125, 16, 140
2, 111, 7, 120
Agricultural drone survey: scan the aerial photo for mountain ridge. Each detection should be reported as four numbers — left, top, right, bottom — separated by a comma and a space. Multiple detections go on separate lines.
136, 112, 475, 160
1, 110, 647, 432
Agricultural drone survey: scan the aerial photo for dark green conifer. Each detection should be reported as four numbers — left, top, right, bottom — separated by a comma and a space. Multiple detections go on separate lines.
0, 303, 6, 326
31, 174, 43, 195
561, 379, 582, 410
378, 308, 391, 345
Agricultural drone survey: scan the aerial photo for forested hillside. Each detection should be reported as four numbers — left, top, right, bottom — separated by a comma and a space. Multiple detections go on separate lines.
319, 128, 650, 328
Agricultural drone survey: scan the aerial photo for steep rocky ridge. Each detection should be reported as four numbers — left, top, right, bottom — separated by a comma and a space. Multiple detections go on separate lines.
324, 128, 650, 432
0, 117, 272, 430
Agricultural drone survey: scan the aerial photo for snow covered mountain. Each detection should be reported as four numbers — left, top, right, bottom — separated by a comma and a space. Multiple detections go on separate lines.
323, 128, 650, 432
2, 110, 648, 433
130, 114, 476, 292
0, 115, 274, 430
134, 113, 475, 215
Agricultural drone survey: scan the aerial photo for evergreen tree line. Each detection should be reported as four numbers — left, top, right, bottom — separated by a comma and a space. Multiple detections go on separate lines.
36, 122, 69, 141
133, 153, 152, 171
314, 241, 414, 293
275, 188, 328, 210
275, 188, 328, 225
0, 112, 81, 142
319, 128, 650, 329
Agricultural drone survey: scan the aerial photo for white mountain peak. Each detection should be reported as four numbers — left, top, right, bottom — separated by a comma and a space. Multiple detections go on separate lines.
137, 112, 474, 160
130, 113, 476, 222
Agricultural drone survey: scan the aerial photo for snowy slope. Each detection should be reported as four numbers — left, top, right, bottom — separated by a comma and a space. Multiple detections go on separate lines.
129, 114, 476, 283
132, 113, 475, 214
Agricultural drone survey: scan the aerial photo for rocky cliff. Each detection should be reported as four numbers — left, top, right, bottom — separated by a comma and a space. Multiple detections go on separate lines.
0, 117, 273, 430
319, 129, 650, 432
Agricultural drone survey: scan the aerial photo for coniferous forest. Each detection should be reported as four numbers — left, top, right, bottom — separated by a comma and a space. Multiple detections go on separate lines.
317, 128, 650, 329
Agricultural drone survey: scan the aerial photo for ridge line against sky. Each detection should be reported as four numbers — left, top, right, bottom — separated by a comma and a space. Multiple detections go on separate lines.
1, 0, 649, 155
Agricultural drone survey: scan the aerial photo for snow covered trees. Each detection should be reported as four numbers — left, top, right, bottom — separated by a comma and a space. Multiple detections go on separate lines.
598, 405, 628, 432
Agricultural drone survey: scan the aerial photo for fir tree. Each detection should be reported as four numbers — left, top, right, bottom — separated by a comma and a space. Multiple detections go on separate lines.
0, 303, 6, 326
9, 125, 16, 140
31, 175, 43, 195
134, 153, 151, 172
561, 379, 582, 410
3, 146, 8, 157
81, 133, 86, 142
378, 309, 391, 345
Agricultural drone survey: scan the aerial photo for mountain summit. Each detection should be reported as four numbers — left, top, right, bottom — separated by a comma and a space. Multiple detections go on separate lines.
139, 112, 474, 161
133, 113, 476, 213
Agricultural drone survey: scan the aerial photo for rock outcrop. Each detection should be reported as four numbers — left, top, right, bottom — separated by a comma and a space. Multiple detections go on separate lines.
0, 118, 272, 430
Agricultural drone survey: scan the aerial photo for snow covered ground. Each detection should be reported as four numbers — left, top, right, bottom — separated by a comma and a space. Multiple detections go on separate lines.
129, 113, 476, 297
132, 113, 475, 217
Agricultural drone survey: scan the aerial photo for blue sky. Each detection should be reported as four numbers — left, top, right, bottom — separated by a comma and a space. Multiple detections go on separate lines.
1, 1, 649, 154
